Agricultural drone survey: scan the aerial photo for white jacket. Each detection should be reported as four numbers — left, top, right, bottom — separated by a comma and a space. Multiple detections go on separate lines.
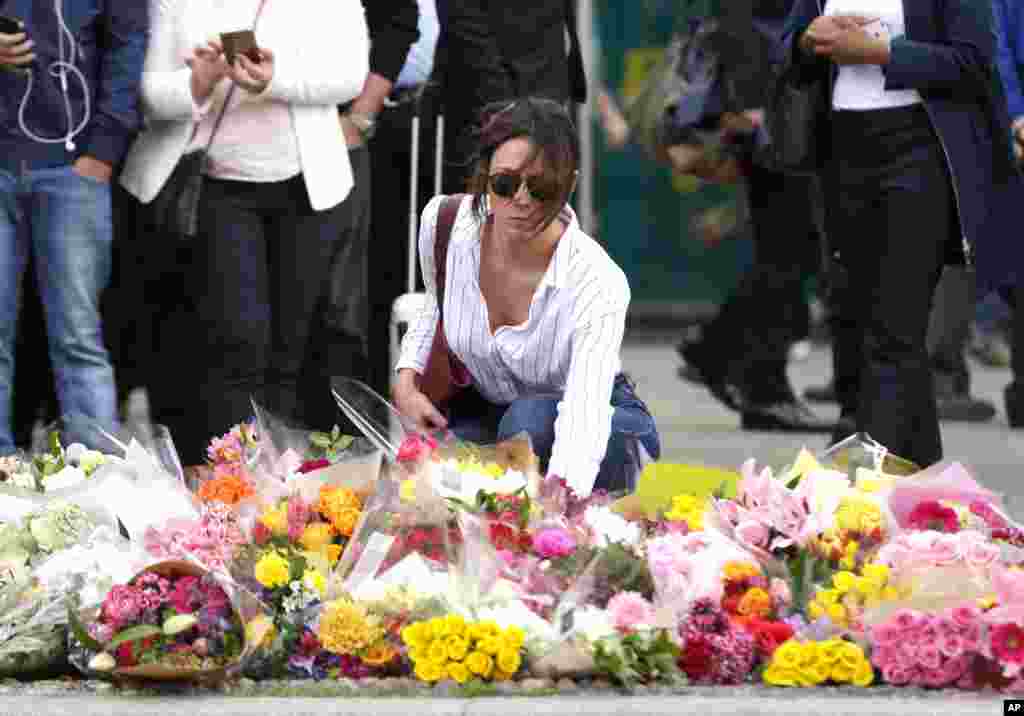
119, 0, 369, 212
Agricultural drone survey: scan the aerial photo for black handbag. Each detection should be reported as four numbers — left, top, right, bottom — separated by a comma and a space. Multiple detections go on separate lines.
148, 0, 267, 240
761, 56, 829, 174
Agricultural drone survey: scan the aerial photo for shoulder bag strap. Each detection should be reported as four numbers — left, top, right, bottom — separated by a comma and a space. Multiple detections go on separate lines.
433, 193, 466, 323
202, 0, 269, 156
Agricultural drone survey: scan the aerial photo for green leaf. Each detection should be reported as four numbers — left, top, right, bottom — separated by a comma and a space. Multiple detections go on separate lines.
330, 425, 341, 441
310, 434, 332, 449
334, 435, 354, 451
67, 604, 104, 652
108, 624, 162, 649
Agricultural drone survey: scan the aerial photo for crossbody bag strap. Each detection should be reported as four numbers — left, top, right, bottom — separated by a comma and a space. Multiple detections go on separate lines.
202, 0, 269, 157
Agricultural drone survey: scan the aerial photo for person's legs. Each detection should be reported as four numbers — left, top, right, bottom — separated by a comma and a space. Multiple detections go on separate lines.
0, 169, 27, 454
30, 167, 118, 443
495, 376, 660, 493
183, 178, 272, 464
267, 177, 344, 430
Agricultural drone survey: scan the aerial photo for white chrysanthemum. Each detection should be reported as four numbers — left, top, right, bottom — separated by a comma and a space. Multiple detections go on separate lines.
583, 505, 641, 548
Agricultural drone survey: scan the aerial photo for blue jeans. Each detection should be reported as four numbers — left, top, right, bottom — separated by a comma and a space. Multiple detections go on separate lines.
446, 374, 661, 493
0, 165, 118, 454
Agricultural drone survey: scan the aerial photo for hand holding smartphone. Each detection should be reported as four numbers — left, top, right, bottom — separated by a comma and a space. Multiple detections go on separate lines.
220, 30, 261, 65
0, 15, 35, 70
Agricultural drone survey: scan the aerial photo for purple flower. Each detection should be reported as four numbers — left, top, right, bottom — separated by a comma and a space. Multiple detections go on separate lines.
532, 528, 576, 559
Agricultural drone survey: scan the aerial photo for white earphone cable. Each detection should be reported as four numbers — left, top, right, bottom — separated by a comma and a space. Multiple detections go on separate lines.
16, 0, 91, 152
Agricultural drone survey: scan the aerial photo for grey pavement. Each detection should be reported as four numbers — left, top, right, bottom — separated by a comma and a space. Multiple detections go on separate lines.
622, 334, 1024, 514
0, 691, 1011, 716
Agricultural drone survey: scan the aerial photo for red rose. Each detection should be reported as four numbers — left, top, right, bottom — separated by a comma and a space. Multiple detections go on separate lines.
679, 635, 714, 681
489, 523, 519, 551
298, 458, 330, 474
721, 594, 742, 615
747, 619, 794, 658
906, 500, 960, 533
252, 520, 272, 545
516, 530, 534, 553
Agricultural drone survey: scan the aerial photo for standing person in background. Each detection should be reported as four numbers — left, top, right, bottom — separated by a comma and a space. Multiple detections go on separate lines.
119, 0, 369, 466
435, 0, 587, 194
785, 0, 1018, 466
992, 0, 1024, 428
676, 0, 835, 433
309, 0, 421, 428
364, 0, 440, 401
0, 1, 149, 454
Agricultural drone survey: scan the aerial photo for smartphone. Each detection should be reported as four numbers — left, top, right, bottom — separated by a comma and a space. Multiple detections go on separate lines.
220, 30, 261, 65
0, 15, 24, 36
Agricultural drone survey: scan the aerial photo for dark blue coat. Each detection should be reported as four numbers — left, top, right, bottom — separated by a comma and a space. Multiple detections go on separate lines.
0, 0, 148, 169
782, 0, 1021, 293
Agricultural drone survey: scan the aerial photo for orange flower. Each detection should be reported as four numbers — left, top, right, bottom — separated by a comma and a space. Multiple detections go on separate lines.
197, 471, 254, 506
737, 587, 773, 619
361, 642, 398, 666
723, 561, 759, 583
317, 486, 363, 536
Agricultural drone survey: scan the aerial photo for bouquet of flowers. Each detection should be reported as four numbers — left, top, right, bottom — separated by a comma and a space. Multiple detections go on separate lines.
401, 613, 528, 684
70, 560, 254, 682
763, 636, 875, 687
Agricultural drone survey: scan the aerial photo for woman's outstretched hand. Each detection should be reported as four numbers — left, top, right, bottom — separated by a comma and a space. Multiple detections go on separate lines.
393, 370, 449, 432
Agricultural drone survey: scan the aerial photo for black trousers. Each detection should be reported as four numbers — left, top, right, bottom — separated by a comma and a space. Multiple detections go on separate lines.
827, 104, 951, 467
157, 174, 346, 465
692, 164, 821, 403
367, 92, 440, 399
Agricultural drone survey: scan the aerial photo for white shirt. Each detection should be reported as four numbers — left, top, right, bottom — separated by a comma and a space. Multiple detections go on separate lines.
396, 195, 631, 497
119, 0, 368, 211
825, 0, 922, 110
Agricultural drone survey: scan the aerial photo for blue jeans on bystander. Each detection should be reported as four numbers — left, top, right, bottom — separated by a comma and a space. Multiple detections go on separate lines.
0, 164, 118, 454
446, 374, 661, 494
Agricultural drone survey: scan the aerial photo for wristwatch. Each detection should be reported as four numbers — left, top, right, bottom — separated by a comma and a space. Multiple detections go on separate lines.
345, 111, 377, 141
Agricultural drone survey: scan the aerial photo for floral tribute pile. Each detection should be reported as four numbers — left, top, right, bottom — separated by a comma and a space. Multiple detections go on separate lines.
1, 412, 1024, 696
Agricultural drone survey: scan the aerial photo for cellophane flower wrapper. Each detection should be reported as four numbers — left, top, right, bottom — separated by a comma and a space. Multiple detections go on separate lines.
68, 557, 269, 683
859, 563, 994, 631
425, 432, 543, 505
0, 522, 140, 676
328, 471, 459, 605
815, 432, 919, 488
247, 401, 383, 508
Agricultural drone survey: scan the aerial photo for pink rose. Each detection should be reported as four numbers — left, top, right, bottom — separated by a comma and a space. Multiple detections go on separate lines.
943, 654, 972, 682
607, 591, 656, 631
960, 622, 982, 651
952, 604, 982, 628
396, 434, 437, 463
871, 622, 900, 647
893, 609, 923, 632
919, 533, 961, 566
882, 663, 912, 686
871, 645, 899, 670
921, 667, 951, 688
532, 528, 577, 559
939, 634, 964, 659
961, 535, 1000, 569
918, 645, 942, 671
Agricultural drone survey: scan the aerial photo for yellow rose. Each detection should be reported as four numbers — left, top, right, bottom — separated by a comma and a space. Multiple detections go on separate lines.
430, 617, 448, 640
428, 639, 449, 666
805, 662, 831, 685
764, 666, 800, 687
827, 603, 847, 624
832, 572, 857, 592
817, 639, 842, 666
808, 601, 825, 621
837, 641, 864, 669
447, 635, 470, 662
444, 614, 467, 638
467, 623, 489, 643
831, 664, 855, 683
501, 626, 526, 651
497, 648, 521, 675
465, 651, 493, 678
447, 661, 471, 684
408, 645, 429, 663
492, 669, 513, 682
862, 563, 889, 582
797, 642, 820, 670
817, 589, 840, 605
852, 659, 875, 687
260, 506, 288, 536
402, 623, 429, 650
772, 640, 802, 670
415, 660, 444, 682
478, 636, 502, 656
478, 620, 501, 637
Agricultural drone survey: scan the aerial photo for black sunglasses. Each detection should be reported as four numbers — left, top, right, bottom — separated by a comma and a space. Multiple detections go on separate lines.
489, 172, 560, 203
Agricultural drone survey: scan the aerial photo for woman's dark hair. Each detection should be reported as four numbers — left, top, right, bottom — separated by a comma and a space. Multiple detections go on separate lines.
465, 97, 580, 231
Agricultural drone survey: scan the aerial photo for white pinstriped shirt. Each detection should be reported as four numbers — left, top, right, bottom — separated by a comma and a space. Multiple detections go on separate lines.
396, 195, 631, 496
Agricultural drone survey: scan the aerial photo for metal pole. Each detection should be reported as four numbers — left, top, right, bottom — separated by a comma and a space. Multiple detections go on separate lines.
577, 0, 596, 236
